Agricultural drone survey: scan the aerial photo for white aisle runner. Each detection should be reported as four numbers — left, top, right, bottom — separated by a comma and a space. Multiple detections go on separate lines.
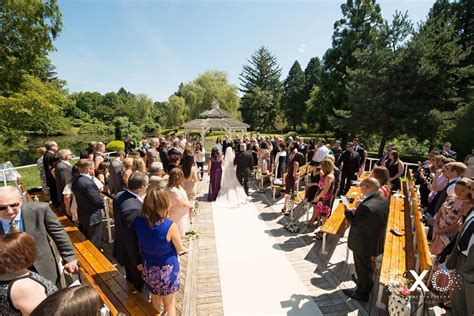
212, 202, 322, 315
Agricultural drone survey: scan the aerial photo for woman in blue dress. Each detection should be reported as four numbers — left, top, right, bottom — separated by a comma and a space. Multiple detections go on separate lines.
135, 187, 187, 316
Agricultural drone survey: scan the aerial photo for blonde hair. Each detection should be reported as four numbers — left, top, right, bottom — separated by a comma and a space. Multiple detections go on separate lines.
123, 158, 134, 170
141, 187, 171, 227
132, 158, 146, 173
320, 158, 334, 176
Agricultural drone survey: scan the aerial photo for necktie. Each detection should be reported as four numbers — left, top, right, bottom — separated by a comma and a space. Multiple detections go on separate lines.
8, 219, 20, 234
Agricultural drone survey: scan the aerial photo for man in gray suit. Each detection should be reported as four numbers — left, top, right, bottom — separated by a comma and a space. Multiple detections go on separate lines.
0, 186, 78, 285
55, 149, 73, 213
109, 150, 125, 195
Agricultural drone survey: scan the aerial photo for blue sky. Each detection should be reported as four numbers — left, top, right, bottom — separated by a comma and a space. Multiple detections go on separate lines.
50, 0, 434, 102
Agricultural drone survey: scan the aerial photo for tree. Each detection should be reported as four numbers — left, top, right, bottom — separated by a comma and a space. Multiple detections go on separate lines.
135, 94, 153, 125
281, 61, 306, 130
178, 71, 240, 119
239, 46, 282, 130
0, 0, 63, 96
160, 95, 186, 128
318, 0, 382, 133
0, 75, 71, 144
303, 57, 322, 101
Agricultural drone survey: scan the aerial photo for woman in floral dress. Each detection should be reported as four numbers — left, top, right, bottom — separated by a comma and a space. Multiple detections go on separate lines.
135, 187, 187, 316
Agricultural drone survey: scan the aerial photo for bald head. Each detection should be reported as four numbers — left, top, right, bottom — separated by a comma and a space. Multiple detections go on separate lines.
360, 177, 380, 195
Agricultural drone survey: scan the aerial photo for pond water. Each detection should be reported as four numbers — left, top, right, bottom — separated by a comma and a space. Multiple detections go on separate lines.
0, 134, 114, 167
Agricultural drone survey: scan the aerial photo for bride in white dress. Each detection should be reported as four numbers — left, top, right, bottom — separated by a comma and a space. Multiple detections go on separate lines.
215, 147, 249, 208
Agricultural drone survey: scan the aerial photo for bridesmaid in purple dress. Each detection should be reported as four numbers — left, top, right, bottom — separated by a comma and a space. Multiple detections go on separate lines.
207, 147, 223, 201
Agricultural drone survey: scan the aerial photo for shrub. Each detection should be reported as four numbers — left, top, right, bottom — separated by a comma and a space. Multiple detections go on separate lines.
106, 140, 125, 151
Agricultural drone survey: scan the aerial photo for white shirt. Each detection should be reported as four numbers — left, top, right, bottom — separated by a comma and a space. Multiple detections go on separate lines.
312, 145, 329, 162
447, 176, 462, 196
127, 189, 145, 203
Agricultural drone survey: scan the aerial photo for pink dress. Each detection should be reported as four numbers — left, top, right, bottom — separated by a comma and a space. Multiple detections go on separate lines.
168, 186, 193, 237
315, 175, 334, 216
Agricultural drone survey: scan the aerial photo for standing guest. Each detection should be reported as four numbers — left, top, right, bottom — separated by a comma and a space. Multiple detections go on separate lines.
146, 138, 161, 169
258, 142, 271, 174
296, 136, 307, 157
135, 188, 187, 316
369, 166, 391, 198
108, 150, 125, 195
195, 142, 206, 180
441, 142, 457, 160
352, 138, 367, 172
273, 141, 287, 197
43, 140, 60, 206
281, 142, 300, 215
331, 140, 343, 163
336, 142, 360, 196
62, 166, 79, 226
377, 143, 396, 166
222, 135, 232, 156
234, 143, 254, 196
122, 157, 134, 186
251, 140, 259, 168
139, 139, 151, 157
0, 186, 78, 285
384, 150, 404, 192
93, 142, 107, 170
132, 157, 147, 174
31, 285, 104, 316
309, 158, 335, 229
271, 136, 280, 162
80, 142, 96, 160
36, 147, 49, 196
148, 162, 168, 192
167, 169, 194, 237
124, 134, 135, 154
215, 136, 223, 155
113, 172, 149, 291
307, 138, 316, 163
418, 152, 438, 208
343, 178, 389, 302
159, 141, 170, 172
55, 149, 73, 213
464, 148, 474, 178
181, 147, 198, 201
311, 139, 330, 165
71, 159, 105, 249
0, 232, 58, 315
208, 148, 223, 202
166, 148, 182, 174
433, 162, 467, 215
96, 161, 110, 190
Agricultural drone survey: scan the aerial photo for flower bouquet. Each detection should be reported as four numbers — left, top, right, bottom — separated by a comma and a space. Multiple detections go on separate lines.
185, 230, 200, 241
193, 200, 202, 217
387, 272, 414, 315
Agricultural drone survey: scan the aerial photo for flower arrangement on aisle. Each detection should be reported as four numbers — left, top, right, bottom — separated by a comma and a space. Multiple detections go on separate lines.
386, 271, 414, 315
283, 191, 300, 233
193, 200, 202, 217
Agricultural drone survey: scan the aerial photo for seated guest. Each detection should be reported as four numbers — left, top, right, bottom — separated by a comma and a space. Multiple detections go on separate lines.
148, 162, 168, 192
0, 186, 77, 285
167, 169, 194, 237
31, 285, 104, 316
0, 232, 58, 315
440, 141, 457, 160
135, 188, 187, 315
71, 159, 105, 250
343, 178, 389, 302
113, 172, 149, 291
369, 166, 391, 198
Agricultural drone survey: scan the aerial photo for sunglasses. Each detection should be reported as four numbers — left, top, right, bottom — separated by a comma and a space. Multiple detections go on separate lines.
0, 203, 20, 211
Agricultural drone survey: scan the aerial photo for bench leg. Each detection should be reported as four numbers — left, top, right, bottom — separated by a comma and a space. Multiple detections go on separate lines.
376, 284, 386, 310
273, 188, 276, 200
321, 233, 328, 255
346, 243, 350, 262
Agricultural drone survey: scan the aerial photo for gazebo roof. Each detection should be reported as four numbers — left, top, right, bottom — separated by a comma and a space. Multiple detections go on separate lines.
182, 101, 249, 130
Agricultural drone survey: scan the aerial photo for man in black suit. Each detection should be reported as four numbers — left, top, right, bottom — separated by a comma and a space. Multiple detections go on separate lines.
222, 135, 233, 156
43, 140, 60, 206
113, 171, 148, 291
343, 177, 389, 302
71, 159, 105, 249
0, 186, 78, 285
55, 149, 73, 213
353, 138, 366, 172
440, 141, 457, 160
336, 142, 360, 195
234, 143, 254, 195
159, 141, 170, 171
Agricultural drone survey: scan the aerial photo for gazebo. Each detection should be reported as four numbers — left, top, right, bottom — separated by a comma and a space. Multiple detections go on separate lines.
182, 101, 249, 142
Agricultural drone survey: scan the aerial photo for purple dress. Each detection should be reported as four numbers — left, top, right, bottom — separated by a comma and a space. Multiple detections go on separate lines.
208, 158, 222, 201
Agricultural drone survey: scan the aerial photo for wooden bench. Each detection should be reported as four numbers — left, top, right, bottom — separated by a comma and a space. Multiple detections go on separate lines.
295, 164, 307, 192
271, 172, 287, 200
58, 215, 159, 316
319, 185, 361, 255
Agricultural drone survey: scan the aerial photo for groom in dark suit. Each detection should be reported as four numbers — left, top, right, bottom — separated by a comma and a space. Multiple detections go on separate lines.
71, 159, 105, 249
0, 186, 78, 285
234, 143, 254, 195
343, 177, 389, 302
113, 171, 148, 291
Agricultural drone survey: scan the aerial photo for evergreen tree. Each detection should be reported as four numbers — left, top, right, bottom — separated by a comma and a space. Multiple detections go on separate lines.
239, 46, 282, 130
303, 57, 322, 101
282, 61, 306, 130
